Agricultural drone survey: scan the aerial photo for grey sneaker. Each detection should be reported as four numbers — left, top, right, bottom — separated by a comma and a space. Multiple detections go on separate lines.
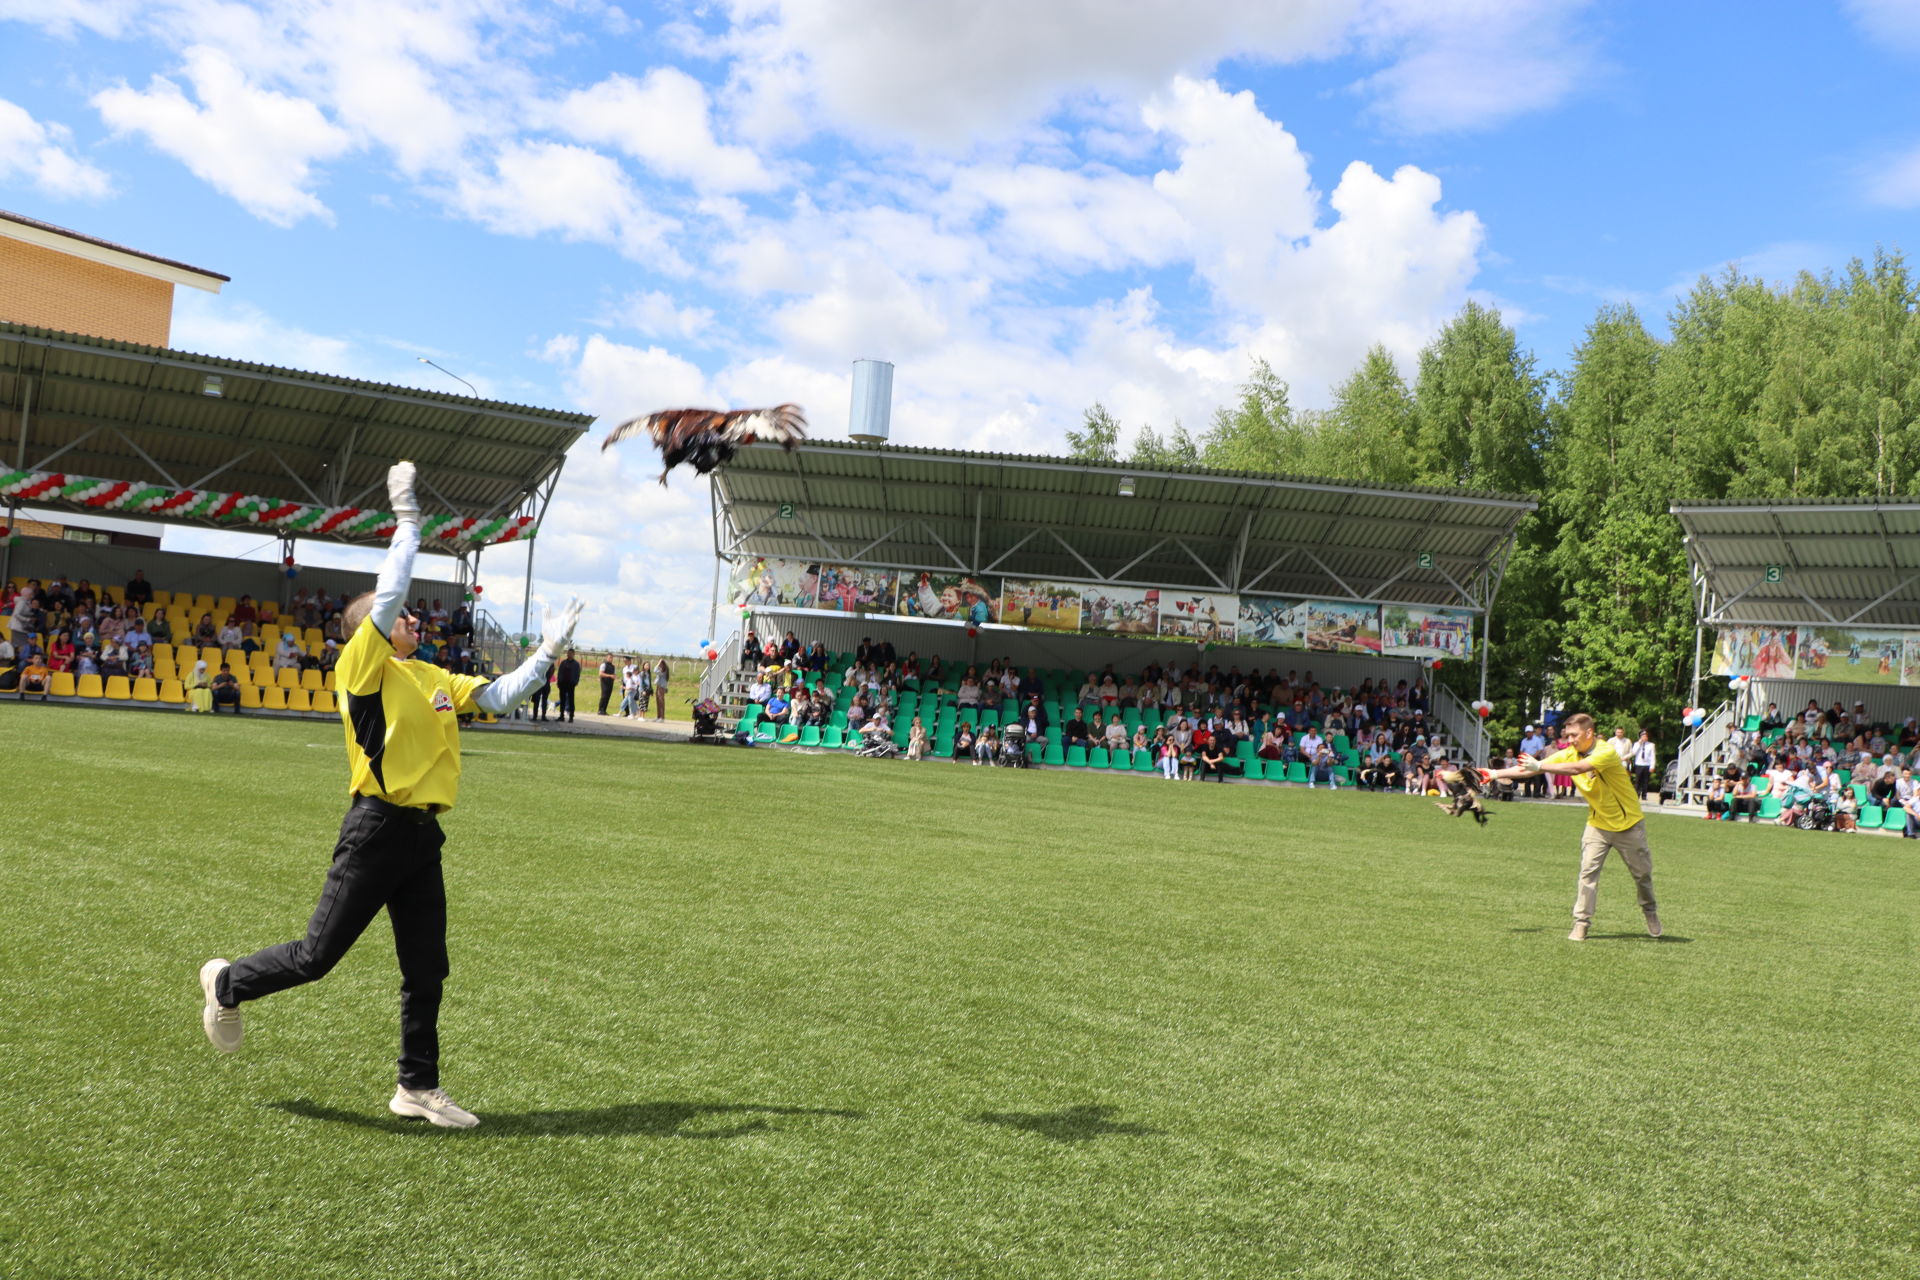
199, 959, 243, 1052
390, 1086, 480, 1129
1567, 921, 1589, 941
1645, 911, 1663, 938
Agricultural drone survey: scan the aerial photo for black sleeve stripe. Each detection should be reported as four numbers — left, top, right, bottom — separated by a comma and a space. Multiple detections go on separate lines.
347, 690, 388, 792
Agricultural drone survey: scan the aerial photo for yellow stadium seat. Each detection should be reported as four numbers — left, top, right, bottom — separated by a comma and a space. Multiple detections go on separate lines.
159, 678, 186, 703
300, 668, 322, 691
286, 688, 312, 712
131, 677, 158, 702
50, 671, 75, 697
304, 628, 324, 649
240, 684, 262, 709
312, 689, 336, 713
261, 624, 280, 644
215, 596, 237, 616
192, 595, 215, 616
261, 686, 287, 710
171, 645, 194, 666
224, 648, 246, 669
104, 676, 132, 700
324, 670, 336, 691
277, 667, 300, 689
76, 673, 103, 698
153, 642, 173, 663
151, 589, 171, 607
155, 660, 177, 681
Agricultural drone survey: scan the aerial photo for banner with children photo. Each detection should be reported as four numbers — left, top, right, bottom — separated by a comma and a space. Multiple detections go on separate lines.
1158, 592, 1238, 642
728, 556, 820, 610
1300, 600, 1383, 654
1080, 585, 1159, 635
996, 579, 1084, 632
1381, 605, 1475, 660
1237, 596, 1308, 648
1796, 627, 1908, 685
1709, 626, 1798, 679
896, 571, 997, 625
812, 563, 899, 614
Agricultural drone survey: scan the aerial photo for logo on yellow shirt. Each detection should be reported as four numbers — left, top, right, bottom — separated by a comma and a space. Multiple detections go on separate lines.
432, 688, 454, 713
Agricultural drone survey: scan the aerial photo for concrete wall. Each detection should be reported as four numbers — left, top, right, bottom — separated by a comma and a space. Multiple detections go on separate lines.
0, 237, 173, 346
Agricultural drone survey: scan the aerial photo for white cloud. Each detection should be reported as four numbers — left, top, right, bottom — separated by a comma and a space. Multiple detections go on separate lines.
92, 45, 353, 225
604, 290, 715, 342
1845, 0, 1920, 53
1347, 0, 1600, 134
1865, 143, 1920, 208
0, 0, 140, 38
549, 69, 779, 193
0, 98, 113, 198
449, 140, 680, 262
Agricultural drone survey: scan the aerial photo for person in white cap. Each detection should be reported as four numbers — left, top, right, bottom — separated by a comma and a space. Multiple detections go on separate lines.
1519, 724, 1549, 797
197, 461, 585, 1129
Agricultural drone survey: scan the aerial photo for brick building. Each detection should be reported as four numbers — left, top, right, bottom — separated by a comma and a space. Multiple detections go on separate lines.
0, 209, 227, 346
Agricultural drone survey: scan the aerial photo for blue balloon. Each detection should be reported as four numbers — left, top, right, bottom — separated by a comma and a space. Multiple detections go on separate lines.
700, 638, 711, 649
285, 567, 299, 579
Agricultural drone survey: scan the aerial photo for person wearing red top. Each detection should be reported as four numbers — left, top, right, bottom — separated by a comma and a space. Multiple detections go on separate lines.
230, 595, 257, 626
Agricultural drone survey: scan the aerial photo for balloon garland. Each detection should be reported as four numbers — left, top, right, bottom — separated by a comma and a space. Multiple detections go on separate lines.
0, 469, 538, 547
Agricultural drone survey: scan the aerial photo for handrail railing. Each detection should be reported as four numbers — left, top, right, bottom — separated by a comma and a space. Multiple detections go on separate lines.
1672, 697, 1735, 802
1431, 681, 1490, 766
700, 630, 743, 703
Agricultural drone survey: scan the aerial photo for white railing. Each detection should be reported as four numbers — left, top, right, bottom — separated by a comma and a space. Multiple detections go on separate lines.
1431, 681, 1490, 766
1671, 697, 1735, 802
700, 630, 743, 703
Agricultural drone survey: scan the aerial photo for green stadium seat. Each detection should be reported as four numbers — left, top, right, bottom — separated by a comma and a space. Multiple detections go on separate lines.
934, 734, 954, 756
1742, 714, 1763, 733
800, 726, 822, 746
978, 711, 999, 729
1852, 783, 1869, 805
1759, 796, 1783, 819
1135, 750, 1156, 772
1860, 804, 1884, 828
824, 727, 844, 748
1089, 747, 1110, 769
1285, 761, 1308, 784
753, 722, 776, 742
1027, 744, 1043, 763
1066, 745, 1088, 767
1042, 744, 1065, 766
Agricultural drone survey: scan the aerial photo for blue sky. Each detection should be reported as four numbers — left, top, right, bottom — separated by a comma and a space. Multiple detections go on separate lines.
1, 0, 1916, 649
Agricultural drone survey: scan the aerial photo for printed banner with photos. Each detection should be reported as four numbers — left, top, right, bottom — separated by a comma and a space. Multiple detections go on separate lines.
896, 571, 998, 624
996, 579, 1085, 632
729, 556, 820, 610
1793, 627, 1910, 685
1381, 605, 1475, 660
1236, 595, 1306, 647
1300, 600, 1384, 654
1709, 626, 1799, 680
1080, 585, 1160, 635
812, 563, 899, 614
1158, 592, 1238, 642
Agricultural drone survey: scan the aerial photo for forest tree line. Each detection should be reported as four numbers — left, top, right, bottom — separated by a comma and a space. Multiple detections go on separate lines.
1066, 251, 1920, 753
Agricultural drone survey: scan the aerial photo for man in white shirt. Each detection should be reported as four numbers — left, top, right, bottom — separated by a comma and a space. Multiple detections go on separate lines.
1299, 727, 1325, 769
1519, 726, 1549, 797
1630, 731, 1658, 801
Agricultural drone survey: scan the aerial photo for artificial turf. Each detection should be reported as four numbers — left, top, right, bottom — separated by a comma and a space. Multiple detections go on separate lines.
2, 704, 1916, 1279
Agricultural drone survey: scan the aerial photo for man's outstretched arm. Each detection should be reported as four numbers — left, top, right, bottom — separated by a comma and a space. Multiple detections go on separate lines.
471, 597, 584, 715
368, 461, 422, 637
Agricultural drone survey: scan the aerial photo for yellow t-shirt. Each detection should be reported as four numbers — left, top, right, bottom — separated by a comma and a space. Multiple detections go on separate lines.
335, 617, 491, 811
1544, 742, 1643, 831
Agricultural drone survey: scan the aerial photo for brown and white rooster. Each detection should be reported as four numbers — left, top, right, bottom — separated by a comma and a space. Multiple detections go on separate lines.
601, 404, 807, 485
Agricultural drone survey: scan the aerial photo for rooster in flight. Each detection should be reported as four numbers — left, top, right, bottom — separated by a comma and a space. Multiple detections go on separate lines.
601, 404, 807, 485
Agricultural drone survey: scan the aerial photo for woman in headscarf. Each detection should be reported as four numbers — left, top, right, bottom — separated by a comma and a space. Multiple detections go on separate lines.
186, 659, 214, 713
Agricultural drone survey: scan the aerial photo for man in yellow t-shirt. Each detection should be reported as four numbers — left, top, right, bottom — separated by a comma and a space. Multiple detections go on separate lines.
1486, 712, 1662, 942
196, 461, 583, 1129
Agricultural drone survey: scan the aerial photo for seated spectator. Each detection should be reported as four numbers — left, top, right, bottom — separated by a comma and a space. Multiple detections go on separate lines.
130, 643, 154, 677
72, 578, 98, 612
953, 722, 976, 760
1257, 728, 1286, 762
186, 659, 213, 713
98, 641, 129, 679
429, 599, 449, 635
146, 607, 173, 644
748, 673, 772, 704
1360, 741, 1399, 791
1104, 717, 1128, 753
1131, 725, 1149, 756
907, 716, 929, 761
231, 594, 258, 626
956, 672, 983, 708
73, 647, 98, 677
210, 663, 242, 713
1063, 711, 1090, 747
1199, 735, 1230, 782
47, 633, 75, 673
1403, 738, 1432, 794
216, 617, 242, 649
972, 726, 998, 766
19, 651, 52, 700
95, 606, 125, 646
1869, 766, 1899, 807
1310, 742, 1340, 789
274, 631, 303, 670
122, 570, 152, 608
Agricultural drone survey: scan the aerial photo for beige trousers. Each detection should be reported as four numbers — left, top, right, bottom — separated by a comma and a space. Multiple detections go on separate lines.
1574, 821, 1657, 926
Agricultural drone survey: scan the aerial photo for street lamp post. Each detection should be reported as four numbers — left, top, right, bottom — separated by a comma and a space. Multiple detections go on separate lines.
416, 356, 479, 398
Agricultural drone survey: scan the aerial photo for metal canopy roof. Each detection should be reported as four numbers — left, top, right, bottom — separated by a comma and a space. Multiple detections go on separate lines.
1672, 497, 1920, 628
714, 441, 1538, 612
0, 322, 593, 548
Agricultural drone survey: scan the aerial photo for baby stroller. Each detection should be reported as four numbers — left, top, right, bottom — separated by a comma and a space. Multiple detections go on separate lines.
857, 721, 899, 758
691, 698, 724, 743
1798, 796, 1834, 831
998, 722, 1031, 768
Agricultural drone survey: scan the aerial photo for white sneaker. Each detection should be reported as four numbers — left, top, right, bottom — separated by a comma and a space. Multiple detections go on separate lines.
1567, 922, 1589, 942
390, 1086, 480, 1129
199, 958, 243, 1052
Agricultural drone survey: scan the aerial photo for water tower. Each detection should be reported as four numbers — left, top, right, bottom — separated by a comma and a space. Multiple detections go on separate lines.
849, 358, 893, 442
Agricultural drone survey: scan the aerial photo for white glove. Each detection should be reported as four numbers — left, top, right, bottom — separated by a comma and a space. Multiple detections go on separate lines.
538, 596, 584, 662
387, 460, 420, 523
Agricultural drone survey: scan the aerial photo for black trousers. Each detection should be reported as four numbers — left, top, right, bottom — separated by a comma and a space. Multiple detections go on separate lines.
219, 800, 449, 1089
1631, 764, 1653, 798
598, 677, 614, 715
530, 687, 550, 719
557, 684, 577, 720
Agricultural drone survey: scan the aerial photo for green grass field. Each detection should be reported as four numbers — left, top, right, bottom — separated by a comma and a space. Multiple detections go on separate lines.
3, 705, 1917, 1279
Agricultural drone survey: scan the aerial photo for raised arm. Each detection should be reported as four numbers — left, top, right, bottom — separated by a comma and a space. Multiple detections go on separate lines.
368, 461, 422, 637
471, 596, 584, 715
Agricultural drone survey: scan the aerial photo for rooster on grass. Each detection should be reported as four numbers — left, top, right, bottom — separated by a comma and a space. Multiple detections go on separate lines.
601, 404, 807, 485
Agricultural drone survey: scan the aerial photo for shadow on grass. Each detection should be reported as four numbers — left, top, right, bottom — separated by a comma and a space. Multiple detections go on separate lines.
269, 1098, 864, 1139
975, 1104, 1161, 1143
1508, 927, 1693, 943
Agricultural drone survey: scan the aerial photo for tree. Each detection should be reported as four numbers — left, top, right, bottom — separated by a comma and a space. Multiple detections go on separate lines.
1067, 402, 1122, 463
1128, 421, 1200, 468
1199, 359, 1309, 473
1317, 346, 1417, 485
1410, 301, 1548, 494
